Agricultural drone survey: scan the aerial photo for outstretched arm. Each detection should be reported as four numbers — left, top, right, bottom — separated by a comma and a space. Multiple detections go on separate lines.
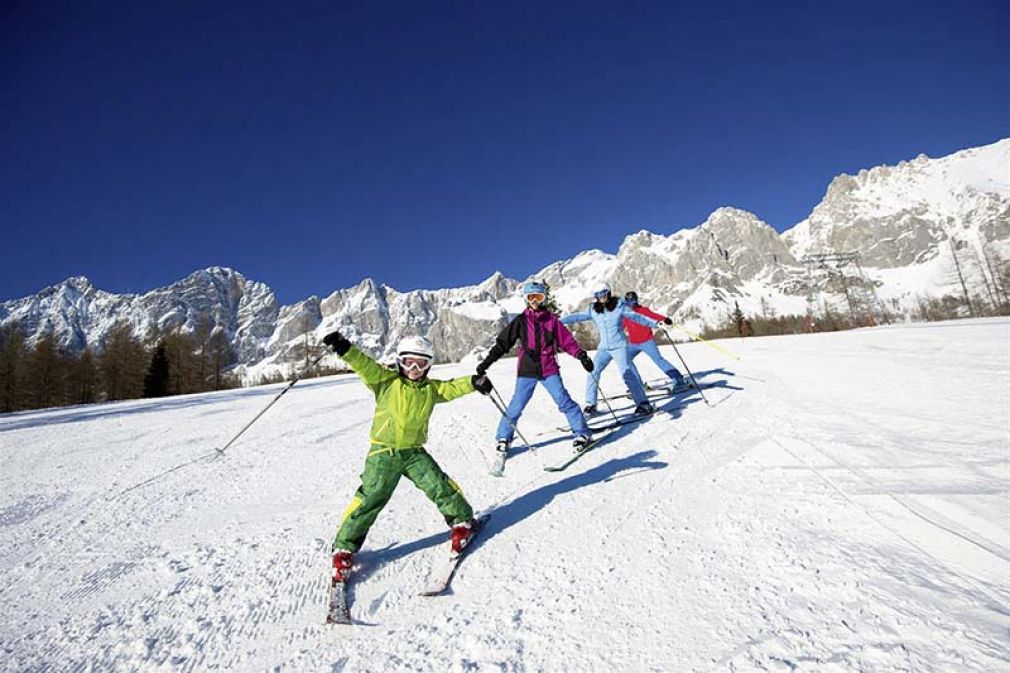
432, 376, 477, 403
560, 310, 591, 326
621, 306, 659, 328
477, 314, 523, 374
324, 330, 397, 388
555, 321, 595, 371
636, 305, 669, 322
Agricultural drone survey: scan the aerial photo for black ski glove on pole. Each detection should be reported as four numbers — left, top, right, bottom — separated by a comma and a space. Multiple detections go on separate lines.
578, 352, 594, 372
663, 317, 673, 325
323, 330, 351, 355
471, 374, 493, 395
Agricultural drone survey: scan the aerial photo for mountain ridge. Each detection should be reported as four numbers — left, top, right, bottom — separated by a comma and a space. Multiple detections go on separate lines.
3, 138, 1007, 380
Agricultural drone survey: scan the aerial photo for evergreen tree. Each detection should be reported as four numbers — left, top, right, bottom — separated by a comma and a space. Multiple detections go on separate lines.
0, 323, 28, 412
732, 302, 746, 337
143, 343, 171, 397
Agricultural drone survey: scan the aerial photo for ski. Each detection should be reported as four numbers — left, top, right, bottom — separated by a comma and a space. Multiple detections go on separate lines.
646, 382, 695, 394
586, 411, 655, 433
544, 433, 609, 472
326, 574, 352, 625
612, 382, 697, 399
420, 513, 491, 596
556, 410, 655, 434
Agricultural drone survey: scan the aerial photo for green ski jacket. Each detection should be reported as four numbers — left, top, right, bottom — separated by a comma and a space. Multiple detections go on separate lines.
342, 346, 475, 450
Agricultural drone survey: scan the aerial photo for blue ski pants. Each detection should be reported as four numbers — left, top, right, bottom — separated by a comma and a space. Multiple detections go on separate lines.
585, 347, 648, 406
627, 339, 684, 383
496, 375, 589, 442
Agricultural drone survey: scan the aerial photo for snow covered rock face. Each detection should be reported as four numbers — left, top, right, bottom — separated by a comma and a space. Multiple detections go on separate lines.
311, 273, 517, 366
544, 140, 1010, 328
535, 207, 810, 330
785, 140, 1010, 268
2, 140, 1008, 379
0, 268, 280, 360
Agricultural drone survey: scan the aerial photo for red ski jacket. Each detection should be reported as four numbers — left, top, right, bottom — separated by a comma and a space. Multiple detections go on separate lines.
623, 303, 667, 344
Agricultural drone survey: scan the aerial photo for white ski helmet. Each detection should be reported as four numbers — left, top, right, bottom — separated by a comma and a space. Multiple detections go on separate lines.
396, 335, 435, 360
592, 282, 611, 298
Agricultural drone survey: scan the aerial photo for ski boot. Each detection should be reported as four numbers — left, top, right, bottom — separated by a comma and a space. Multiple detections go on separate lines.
573, 434, 593, 453
450, 520, 476, 553
331, 550, 353, 584
634, 401, 655, 416
583, 404, 598, 416
489, 439, 509, 477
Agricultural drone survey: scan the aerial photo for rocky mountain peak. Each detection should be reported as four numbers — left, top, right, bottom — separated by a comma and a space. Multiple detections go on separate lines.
2, 139, 1006, 382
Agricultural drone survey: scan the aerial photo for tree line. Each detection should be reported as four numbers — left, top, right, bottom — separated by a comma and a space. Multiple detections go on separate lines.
0, 320, 240, 413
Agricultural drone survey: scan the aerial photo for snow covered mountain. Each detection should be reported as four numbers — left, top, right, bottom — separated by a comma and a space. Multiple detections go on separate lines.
1, 138, 1007, 378
0, 267, 521, 380
541, 138, 1009, 329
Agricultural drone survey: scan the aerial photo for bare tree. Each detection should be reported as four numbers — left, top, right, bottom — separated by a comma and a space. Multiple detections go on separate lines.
948, 238, 975, 317
208, 328, 235, 390
100, 322, 148, 401
66, 348, 99, 405
26, 333, 65, 409
0, 323, 28, 412
163, 329, 216, 395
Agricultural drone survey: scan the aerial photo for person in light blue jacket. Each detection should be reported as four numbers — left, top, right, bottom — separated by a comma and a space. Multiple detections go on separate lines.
561, 283, 659, 416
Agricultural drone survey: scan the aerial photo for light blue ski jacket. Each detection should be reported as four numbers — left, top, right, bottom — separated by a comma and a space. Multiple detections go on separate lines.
561, 301, 658, 351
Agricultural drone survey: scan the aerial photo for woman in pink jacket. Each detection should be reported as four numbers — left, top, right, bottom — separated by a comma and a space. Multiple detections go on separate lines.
476, 282, 595, 474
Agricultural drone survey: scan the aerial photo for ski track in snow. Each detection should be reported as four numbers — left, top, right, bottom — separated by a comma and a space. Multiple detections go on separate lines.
1, 318, 1008, 672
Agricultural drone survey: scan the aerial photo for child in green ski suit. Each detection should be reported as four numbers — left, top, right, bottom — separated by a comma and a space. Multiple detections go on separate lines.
322, 329, 493, 582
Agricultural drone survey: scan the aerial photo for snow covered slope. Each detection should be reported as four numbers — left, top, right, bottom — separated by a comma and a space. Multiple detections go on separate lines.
2, 318, 1007, 671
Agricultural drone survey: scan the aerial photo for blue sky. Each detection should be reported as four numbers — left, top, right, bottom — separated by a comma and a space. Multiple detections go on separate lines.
3, 1, 1007, 304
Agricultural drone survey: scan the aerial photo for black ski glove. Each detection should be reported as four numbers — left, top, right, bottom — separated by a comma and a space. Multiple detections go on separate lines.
323, 329, 351, 355
471, 374, 493, 395
476, 355, 494, 376
663, 317, 673, 325
578, 352, 594, 372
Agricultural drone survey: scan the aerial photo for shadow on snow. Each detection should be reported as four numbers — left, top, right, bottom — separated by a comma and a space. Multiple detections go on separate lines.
352, 449, 667, 587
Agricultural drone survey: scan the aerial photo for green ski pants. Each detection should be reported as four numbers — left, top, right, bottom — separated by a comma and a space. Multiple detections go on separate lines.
333, 446, 473, 552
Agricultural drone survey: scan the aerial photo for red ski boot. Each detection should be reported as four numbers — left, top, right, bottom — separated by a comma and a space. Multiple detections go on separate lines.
450, 521, 475, 554
331, 550, 353, 584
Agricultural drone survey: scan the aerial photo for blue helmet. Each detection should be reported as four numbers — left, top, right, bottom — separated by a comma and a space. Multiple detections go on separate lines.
523, 281, 547, 296
523, 281, 547, 308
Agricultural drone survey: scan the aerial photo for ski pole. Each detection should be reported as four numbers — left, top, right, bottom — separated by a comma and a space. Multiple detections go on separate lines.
661, 327, 711, 407
668, 322, 740, 361
215, 350, 330, 455
487, 385, 533, 450
592, 371, 621, 425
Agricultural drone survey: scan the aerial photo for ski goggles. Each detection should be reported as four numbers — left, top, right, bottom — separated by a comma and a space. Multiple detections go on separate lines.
526, 292, 546, 304
397, 354, 432, 372
593, 289, 610, 299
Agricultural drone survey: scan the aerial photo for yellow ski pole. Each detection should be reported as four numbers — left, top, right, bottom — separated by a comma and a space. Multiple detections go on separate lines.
668, 322, 741, 361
